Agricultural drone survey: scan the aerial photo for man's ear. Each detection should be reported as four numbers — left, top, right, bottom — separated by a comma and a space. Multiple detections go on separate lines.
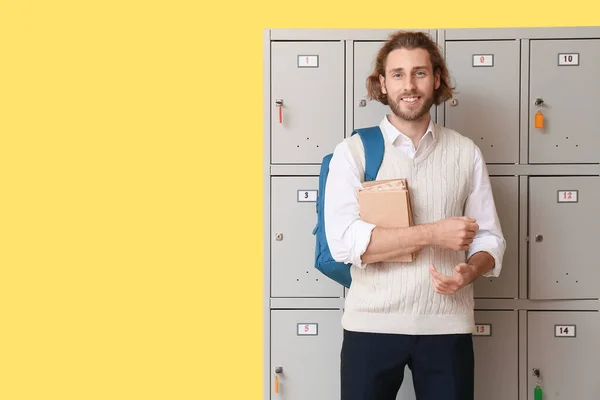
434, 69, 441, 90
379, 74, 387, 94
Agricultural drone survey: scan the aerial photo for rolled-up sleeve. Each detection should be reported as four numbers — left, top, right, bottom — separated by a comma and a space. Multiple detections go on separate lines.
465, 147, 506, 277
323, 140, 375, 268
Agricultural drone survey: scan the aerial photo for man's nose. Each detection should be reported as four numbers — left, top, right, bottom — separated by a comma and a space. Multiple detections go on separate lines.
405, 76, 417, 91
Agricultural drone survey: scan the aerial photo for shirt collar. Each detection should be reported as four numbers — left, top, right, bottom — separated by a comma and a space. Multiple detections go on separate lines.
380, 115, 435, 146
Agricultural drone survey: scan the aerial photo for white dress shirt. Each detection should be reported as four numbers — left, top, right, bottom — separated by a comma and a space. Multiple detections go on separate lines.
324, 115, 505, 277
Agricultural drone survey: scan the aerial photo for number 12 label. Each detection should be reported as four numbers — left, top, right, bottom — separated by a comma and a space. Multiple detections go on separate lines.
557, 190, 578, 203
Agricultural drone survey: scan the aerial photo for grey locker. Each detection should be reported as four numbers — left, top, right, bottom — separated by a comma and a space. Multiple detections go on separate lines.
527, 311, 600, 399
271, 41, 345, 164
354, 41, 392, 130
395, 367, 416, 400
529, 177, 600, 300
529, 39, 600, 163
271, 310, 343, 400
271, 177, 344, 298
445, 40, 520, 164
474, 176, 519, 299
353, 41, 436, 131
473, 310, 518, 400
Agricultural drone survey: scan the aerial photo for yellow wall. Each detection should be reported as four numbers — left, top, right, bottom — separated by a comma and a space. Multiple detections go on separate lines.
0, 0, 598, 399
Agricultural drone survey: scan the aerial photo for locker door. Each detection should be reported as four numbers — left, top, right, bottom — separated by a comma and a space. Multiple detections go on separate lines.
354, 41, 391, 130
271, 310, 343, 400
354, 40, 436, 131
473, 311, 519, 400
271, 42, 344, 164
474, 176, 518, 299
271, 177, 344, 298
529, 39, 600, 163
528, 311, 600, 399
445, 40, 520, 164
529, 177, 600, 300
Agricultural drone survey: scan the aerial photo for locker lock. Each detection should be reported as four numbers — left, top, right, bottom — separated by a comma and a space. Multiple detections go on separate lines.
274, 366, 283, 373
532, 368, 540, 377
358, 98, 367, 107
534, 98, 544, 107
449, 98, 458, 106
275, 233, 284, 241
535, 235, 543, 243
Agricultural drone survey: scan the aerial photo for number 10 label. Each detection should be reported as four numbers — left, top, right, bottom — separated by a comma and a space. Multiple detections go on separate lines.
558, 53, 579, 66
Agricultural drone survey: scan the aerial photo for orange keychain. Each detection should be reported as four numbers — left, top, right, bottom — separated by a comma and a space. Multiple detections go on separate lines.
535, 110, 544, 129
275, 375, 279, 393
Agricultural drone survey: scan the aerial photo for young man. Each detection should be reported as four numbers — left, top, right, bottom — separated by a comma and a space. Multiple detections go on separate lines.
323, 31, 506, 400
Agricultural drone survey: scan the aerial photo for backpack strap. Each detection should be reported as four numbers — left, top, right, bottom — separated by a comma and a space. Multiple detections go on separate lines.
350, 126, 385, 182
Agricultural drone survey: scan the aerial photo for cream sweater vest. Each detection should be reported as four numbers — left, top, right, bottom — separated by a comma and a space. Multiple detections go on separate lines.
342, 123, 476, 335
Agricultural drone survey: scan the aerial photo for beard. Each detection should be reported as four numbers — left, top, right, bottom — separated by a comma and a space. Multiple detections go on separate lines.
387, 90, 435, 121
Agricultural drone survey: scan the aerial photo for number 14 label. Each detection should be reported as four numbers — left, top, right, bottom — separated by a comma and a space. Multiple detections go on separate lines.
555, 325, 576, 337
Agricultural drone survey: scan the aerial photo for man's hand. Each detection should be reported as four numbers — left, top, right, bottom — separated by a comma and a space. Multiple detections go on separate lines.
429, 263, 476, 295
431, 217, 479, 251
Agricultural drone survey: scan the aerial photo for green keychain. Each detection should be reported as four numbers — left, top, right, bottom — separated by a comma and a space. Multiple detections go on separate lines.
533, 368, 543, 400
534, 385, 543, 400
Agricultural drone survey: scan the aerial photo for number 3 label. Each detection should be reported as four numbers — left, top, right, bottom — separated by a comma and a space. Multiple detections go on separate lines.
298, 190, 318, 202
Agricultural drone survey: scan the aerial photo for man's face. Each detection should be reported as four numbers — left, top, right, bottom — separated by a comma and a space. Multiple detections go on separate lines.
379, 48, 441, 121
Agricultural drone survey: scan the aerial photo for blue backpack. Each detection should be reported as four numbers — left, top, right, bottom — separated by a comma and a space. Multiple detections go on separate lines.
312, 126, 385, 288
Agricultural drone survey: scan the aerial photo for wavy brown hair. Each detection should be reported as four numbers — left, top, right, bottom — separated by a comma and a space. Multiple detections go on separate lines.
366, 31, 454, 106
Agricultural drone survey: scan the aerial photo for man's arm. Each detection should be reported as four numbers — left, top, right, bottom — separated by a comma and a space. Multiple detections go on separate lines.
324, 137, 437, 267
464, 147, 506, 279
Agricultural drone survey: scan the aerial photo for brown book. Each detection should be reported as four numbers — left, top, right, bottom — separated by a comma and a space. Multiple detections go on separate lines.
358, 178, 416, 262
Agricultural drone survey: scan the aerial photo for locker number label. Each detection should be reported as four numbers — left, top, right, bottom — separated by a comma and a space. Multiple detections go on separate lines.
558, 53, 579, 66
557, 190, 578, 203
298, 55, 319, 68
555, 325, 576, 337
472, 54, 494, 67
298, 190, 318, 202
474, 324, 492, 336
297, 323, 318, 336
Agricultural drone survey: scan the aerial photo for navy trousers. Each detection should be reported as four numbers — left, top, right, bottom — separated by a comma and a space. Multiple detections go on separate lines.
340, 329, 474, 400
